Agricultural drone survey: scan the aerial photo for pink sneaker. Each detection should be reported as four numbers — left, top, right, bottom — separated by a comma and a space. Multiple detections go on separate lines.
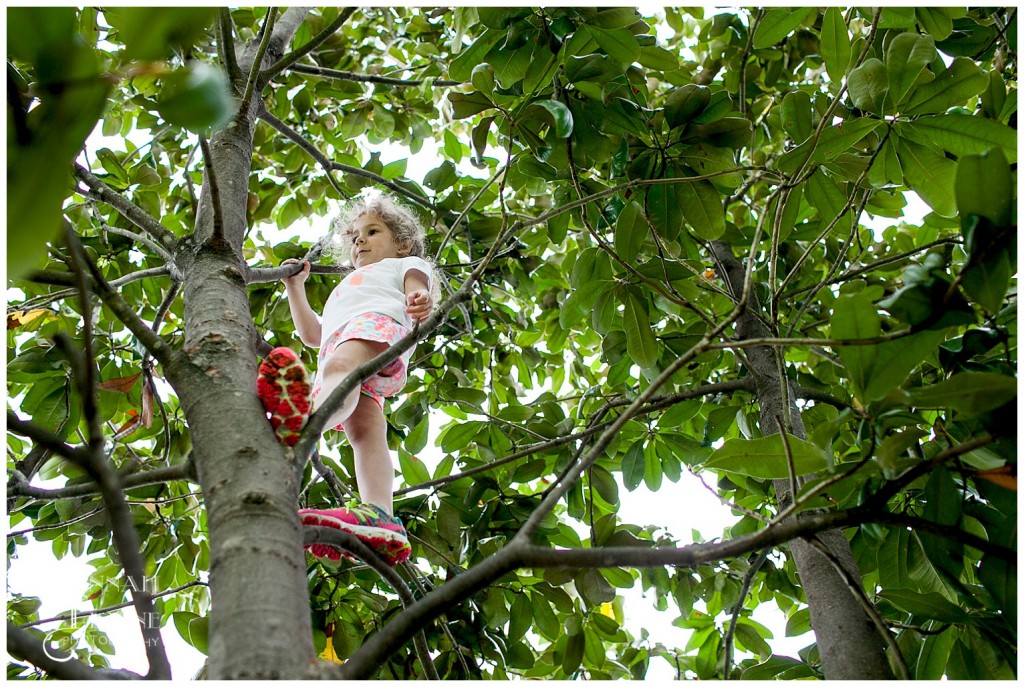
299, 504, 411, 567
257, 347, 311, 446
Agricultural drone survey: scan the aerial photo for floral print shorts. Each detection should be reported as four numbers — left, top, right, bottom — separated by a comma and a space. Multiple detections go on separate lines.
311, 312, 411, 430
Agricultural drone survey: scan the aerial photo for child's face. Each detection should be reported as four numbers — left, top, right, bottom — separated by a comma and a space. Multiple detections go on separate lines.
347, 212, 407, 268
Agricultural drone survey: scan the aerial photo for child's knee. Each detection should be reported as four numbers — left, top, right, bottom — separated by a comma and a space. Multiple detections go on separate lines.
321, 352, 354, 379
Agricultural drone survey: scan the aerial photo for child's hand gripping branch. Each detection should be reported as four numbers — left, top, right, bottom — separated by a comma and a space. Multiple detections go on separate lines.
256, 194, 435, 567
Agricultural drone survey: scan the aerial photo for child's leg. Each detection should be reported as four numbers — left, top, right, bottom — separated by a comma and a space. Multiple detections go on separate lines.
317, 339, 387, 429
342, 394, 394, 514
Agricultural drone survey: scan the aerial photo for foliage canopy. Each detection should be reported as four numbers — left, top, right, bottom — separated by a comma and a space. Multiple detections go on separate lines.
7, 6, 1017, 681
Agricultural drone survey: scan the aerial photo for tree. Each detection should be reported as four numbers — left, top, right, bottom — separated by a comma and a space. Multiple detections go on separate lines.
6, 6, 1016, 680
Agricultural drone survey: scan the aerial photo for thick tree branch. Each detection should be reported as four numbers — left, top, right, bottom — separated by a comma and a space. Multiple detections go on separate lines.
45, 260, 171, 678
6, 412, 85, 464
262, 9, 357, 79
6, 621, 143, 680
340, 501, 986, 678
72, 164, 177, 251
245, 261, 346, 284
804, 536, 910, 679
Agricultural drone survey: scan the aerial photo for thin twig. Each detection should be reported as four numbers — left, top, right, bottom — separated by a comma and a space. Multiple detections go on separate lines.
19, 580, 207, 628
290, 63, 462, 87
218, 8, 241, 83
722, 549, 768, 680
238, 7, 278, 120
73, 164, 177, 250
262, 9, 357, 79
100, 223, 174, 264
256, 107, 349, 199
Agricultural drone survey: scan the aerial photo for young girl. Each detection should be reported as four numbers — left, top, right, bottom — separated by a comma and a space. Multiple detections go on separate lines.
256, 193, 434, 567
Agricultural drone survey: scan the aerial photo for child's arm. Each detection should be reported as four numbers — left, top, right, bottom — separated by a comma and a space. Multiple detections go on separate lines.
281, 259, 323, 346
403, 268, 433, 324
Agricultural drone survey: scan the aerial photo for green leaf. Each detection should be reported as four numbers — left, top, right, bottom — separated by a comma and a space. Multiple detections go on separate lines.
895, 137, 957, 218
448, 91, 495, 119
776, 119, 881, 174
900, 115, 1017, 163
903, 57, 989, 115
831, 292, 949, 402
704, 435, 829, 479
471, 62, 495, 95
647, 181, 688, 240
847, 58, 888, 113
621, 289, 659, 368
643, 442, 663, 491
753, 8, 816, 49
885, 33, 937, 106
879, 589, 969, 623
674, 144, 743, 190
864, 136, 905, 186
450, 29, 503, 81
530, 593, 560, 640
638, 45, 679, 71
820, 8, 852, 84
586, 26, 640, 65
879, 7, 917, 29
909, 372, 1017, 417
915, 628, 955, 679
156, 62, 234, 133
562, 630, 585, 675
614, 201, 647, 263
664, 84, 711, 128
805, 169, 848, 227
589, 464, 619, 505
780, 90, 812, 142
916, 8, 953, 41
524, 99, 574, 138
508, 593, 532, 643
677, 179, 725, 240
621, 441, 646, 491
104, 7, 217, 61
398, 448, 431, 486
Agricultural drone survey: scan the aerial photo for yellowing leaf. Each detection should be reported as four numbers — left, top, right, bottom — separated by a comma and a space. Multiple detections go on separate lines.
6, 309, 51, 329
319, 639, 344, 664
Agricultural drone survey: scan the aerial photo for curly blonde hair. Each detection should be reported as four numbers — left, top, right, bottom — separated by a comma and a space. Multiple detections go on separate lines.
326, 192, 427, 266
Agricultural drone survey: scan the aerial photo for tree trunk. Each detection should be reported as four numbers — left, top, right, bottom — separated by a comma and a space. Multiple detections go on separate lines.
711, 241, 892, 679
174, 9, 317, 678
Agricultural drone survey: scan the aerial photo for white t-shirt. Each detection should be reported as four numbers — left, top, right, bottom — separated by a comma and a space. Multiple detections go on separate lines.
319, 256, 432, 347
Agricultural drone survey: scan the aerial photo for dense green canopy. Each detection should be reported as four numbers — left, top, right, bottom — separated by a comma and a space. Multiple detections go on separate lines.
7, 6, 1016, 680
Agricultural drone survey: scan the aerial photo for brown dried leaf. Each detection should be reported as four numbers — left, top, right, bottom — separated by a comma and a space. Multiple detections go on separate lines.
98, 372, 142, 394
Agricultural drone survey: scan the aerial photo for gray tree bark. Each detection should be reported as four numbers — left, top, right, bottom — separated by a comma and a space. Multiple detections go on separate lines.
711, 241, 893, 679
173, 8, 317, 678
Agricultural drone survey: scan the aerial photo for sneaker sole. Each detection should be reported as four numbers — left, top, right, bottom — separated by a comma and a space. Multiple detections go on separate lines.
299, 510, 410, 566
257, 348, 310, 447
